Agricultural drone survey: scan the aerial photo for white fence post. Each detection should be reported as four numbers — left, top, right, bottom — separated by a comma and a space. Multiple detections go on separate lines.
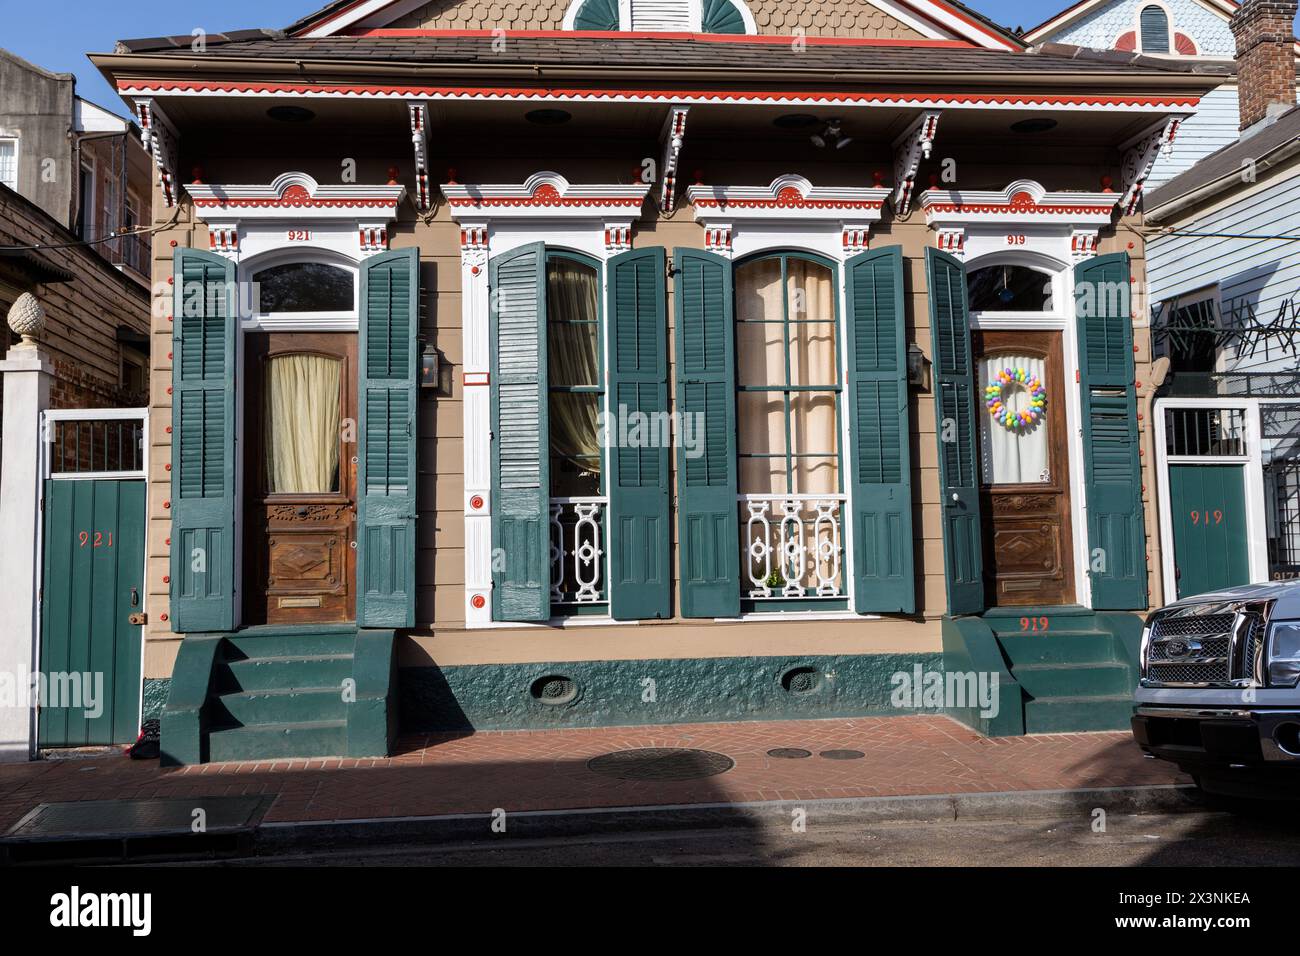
0, 339, 51, 761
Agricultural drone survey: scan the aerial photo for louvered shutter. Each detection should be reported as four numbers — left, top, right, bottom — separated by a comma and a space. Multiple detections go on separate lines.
573, 0, 620, 30
607, 248, 671, 620
925, 248, 985, 616
490, 243, 551, 622
1139, 5, 1170, 53
846, 247, 915, 614
1076, 252, 1147, 609
674, 248, 740, 618
631, 0, 693, 31
701, 0, 746, 33
357, 247, 419, 628
170, 248, 237, 631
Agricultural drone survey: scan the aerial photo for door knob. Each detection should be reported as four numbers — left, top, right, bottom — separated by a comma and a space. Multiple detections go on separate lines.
130, 587, 139, 607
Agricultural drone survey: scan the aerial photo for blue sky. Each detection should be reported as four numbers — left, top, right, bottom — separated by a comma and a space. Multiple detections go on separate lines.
2, 0, 1063, 117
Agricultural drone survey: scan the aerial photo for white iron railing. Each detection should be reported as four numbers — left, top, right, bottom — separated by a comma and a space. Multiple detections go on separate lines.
550, 496, 607, 604
740, 494, 845, 599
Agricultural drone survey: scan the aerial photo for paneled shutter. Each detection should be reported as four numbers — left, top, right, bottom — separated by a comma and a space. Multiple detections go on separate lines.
357, 247, 419, 628
170, 248, 237, 632
1075, 252, 1147, 609
489, 243, 551, 622
607, 247, 671, 620
925, 248, 985, 616
673, 248, 740, 618
846, 247, 915, 614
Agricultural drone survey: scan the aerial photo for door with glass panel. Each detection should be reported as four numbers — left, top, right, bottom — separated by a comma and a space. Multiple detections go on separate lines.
244, 332, 358, 624
734, 253, 845, 610
973, 329, 1074, 606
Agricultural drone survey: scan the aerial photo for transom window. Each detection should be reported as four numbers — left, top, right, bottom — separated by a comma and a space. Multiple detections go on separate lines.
253, 261, 355, 314
967, 263, 1054, 312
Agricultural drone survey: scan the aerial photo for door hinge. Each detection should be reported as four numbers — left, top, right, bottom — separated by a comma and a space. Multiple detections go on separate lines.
128, 612, 148, 626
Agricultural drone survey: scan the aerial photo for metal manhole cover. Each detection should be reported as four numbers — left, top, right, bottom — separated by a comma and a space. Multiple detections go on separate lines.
819, 749, 865, 760
4, 796, 272, 840
586, 748, 734, 781
767, 748, 813, 759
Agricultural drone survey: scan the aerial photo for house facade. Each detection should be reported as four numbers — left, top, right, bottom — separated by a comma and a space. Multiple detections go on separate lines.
86, 0, 1221, 763
1026, 0, 1300, 186
1143, 0, 1300, 605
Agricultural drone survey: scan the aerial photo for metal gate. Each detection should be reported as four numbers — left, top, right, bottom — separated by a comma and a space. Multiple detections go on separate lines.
37, 409, 148, 747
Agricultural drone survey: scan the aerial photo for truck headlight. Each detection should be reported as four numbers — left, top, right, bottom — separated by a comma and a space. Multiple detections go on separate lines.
1268, 621, 1300, 687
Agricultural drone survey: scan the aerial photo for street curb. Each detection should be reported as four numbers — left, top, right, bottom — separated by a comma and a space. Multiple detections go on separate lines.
252, 784, 1205, 853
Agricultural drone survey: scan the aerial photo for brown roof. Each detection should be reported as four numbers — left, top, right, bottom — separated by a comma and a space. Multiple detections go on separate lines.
109, 33, 1233, 77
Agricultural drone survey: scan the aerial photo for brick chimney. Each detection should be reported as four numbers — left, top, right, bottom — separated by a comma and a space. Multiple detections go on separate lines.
1231, 0, 1298, 131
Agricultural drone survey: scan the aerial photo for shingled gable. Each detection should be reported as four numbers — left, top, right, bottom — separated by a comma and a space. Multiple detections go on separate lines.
1024, 0, 1300, 54
283, 0, 1025, 49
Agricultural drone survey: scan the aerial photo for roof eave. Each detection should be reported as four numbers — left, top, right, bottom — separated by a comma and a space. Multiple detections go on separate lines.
1146, 134, 1300, 222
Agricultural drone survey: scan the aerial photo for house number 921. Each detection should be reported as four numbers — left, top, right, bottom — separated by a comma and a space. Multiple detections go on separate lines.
287, 230, 312, 241
78, 531, 114, 548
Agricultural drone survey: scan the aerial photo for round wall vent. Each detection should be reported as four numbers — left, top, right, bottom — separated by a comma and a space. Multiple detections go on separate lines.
530, 674, 578, 705
781, 665, 821, 695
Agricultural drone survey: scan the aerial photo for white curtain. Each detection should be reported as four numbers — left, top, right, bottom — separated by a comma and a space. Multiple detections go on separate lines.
265, 353, 342, 493
979, 353, 1049, 485
735, 259, 837, 495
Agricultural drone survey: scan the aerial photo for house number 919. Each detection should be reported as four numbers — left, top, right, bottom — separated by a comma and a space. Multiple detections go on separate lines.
1005, 234, 1026, 245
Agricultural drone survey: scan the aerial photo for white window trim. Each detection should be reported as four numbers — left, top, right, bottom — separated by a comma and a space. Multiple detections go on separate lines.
78, 158, 96, 241
241, 248, 361, 332
0, 136, 19, 191
442, 171, 653, 627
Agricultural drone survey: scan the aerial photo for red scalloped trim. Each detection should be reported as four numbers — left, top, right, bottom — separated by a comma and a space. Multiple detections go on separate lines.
445, 195, 645, 207
1115, 31, 1137, 52
692, 197, 885, 210
191, 197, 398, 208
924, 201, 1114, 215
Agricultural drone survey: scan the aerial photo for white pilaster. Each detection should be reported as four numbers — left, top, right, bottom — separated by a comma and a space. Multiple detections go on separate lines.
0, 344, 51, 761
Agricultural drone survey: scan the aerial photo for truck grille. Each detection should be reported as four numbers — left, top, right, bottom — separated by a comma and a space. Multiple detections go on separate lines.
1143, 603, 1270, 688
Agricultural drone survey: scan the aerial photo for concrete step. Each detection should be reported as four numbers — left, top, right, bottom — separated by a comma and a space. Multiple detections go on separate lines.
995, 631, 1121, 666
223, 628, 357, 659
213, 687, 348, 726
1012, 661, 1135, 698
1023, 695, 1135, 734
208, 719, 348, 763
220, 654, 354, 692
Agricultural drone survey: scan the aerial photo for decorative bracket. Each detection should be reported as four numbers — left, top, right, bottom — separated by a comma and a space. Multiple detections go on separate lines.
459, 223, 488, 269
658, 106, 689, 214
935, 227, 966, 259
208, 224, 239, 254
359, 223, 390, 254
408, 101, 431, 212
134, 98, 180, 208
1119, 116, 1186, 216
842, 225, 872, 255
703, 224, 733, 256
891, 111, 941, 217
1070, 229, 1100, 262
604, 222, 633, 252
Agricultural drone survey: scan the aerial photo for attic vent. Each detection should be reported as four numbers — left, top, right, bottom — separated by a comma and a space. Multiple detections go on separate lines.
1139, 5, 1170, 54
569, 0, 751, 34
631, 0, 694, 32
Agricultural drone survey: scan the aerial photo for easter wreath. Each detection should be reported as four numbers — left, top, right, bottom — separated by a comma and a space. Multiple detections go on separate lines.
984, 367, 1046, 432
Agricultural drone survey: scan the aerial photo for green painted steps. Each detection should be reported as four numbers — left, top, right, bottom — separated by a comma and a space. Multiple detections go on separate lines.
160, 627, 398, 766
1023, 695, 1137, 733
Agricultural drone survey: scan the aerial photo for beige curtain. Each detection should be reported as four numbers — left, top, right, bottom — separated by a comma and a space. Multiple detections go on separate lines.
265, 353, 342, 494
547, 260, 602, 479
736, 259, 838, 495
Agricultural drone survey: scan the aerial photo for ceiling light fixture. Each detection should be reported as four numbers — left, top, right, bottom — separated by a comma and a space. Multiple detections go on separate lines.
811, 118, 852, 150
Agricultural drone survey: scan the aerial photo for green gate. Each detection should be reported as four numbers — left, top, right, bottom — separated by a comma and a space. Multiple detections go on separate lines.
38, 411, 147, 747
1168, 463, 1250, 599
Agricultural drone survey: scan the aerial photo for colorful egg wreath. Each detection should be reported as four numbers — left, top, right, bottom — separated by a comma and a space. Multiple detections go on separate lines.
984, 367, 1047, 432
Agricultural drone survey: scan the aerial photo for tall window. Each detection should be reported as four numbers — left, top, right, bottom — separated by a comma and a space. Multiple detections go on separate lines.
0, 139, 17, 191
546, 253, 603, 497
1140, 5, 1170, 53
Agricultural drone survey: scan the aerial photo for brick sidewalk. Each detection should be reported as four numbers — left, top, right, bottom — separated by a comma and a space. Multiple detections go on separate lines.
0, 716, 1186, 831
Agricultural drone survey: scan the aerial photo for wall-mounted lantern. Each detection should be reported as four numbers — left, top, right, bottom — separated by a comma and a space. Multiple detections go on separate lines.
421, 341, 450, 395
907, 343, 931, 391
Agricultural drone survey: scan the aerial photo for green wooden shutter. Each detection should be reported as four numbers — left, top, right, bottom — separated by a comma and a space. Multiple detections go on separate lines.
846, 247, 915, 614
607, 247, 671, 620
170, 248, 236, 632
925, 248, 985, 617
1076, 252, 1147, 609
357, 247, 419, 628
674, 248, 740, 618
573, 0, 620, 30
702, 0, 747, 33
490, 242, 551, 622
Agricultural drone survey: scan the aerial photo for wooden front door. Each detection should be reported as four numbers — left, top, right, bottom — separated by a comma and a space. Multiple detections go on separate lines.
973, 329, 1075, 607
244, 332, 357, 625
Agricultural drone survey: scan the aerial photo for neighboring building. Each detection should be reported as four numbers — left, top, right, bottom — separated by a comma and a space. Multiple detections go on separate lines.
1144, 0, 1300, 604
0, 48, 152, 411
84, 0, 1225, 764
1025, 0, 1300, 185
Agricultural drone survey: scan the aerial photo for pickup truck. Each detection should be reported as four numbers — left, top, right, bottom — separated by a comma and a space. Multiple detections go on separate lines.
1132, 581, 1300, 798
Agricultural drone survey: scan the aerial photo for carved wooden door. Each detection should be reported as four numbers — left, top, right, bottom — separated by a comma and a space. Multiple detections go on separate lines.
244, 332, 357, 625
973, 329, 1075, 607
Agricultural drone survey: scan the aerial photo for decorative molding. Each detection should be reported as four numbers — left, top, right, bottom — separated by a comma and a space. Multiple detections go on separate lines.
208, 225, 239, 253
842, 225, 872, 254
115, 80, 1201, 115
920, 179, 1120, 229
134, 98, 179, 208
1119, 116, 1186, 215
458, 223, 488, 267
891, 110, 941, 216
688, 174, 890, 217
1070, 229, 1101, 262
703, 223, 734, 256
408, 100, 431, 212
604, 222, 633, 252
359, 223, 389, 253
441, 170, 651, 220
936, 227, 966, 258
184, 170, 406, 219
658, 106, 689, 214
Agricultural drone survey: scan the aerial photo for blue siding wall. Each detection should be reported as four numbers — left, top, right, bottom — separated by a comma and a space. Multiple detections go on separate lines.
1149, 86, 1244, 186
1147, 170, 1300, 375
1047, 0, 1235, 55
